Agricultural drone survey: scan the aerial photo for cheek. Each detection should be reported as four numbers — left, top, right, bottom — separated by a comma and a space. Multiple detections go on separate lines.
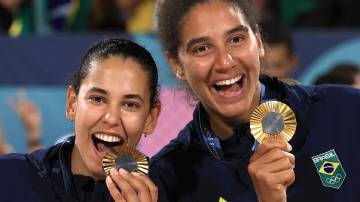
122, 112, 147, 136
185, 59, 213, 83
75, 103, 103, 132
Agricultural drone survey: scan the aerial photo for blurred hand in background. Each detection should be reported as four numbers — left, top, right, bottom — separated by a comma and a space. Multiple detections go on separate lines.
7, 90, 42, 152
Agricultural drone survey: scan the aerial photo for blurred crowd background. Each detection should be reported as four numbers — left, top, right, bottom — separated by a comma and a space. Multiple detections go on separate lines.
1, 0, 360, 156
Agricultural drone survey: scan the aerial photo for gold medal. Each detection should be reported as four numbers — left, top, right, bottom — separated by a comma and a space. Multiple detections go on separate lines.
250, 101, 297, 143
102, 145, 148, 175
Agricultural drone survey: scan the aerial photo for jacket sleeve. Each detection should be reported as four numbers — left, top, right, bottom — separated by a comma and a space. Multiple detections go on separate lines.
149, 158, 176, 202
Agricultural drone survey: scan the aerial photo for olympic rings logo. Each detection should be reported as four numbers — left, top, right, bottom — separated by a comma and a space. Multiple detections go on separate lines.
325, 174, 342, 184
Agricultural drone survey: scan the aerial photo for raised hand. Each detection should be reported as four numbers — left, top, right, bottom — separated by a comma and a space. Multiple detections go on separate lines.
248, 139, 295, 202
6, 90, 42, 152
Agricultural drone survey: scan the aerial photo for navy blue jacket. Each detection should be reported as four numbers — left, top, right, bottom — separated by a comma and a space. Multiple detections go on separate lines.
0, 136, 113, 202
150, 77, 360, 202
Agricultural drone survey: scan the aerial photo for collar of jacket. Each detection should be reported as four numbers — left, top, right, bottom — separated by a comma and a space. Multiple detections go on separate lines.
26, 136, 77, 200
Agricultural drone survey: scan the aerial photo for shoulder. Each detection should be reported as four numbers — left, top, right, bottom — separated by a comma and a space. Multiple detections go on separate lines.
291, 84, 360, 106
0, 153, 28, 168
150, 120, 196, 164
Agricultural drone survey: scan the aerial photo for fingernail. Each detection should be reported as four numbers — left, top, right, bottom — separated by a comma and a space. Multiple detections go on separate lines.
111, 168, 119, 176
119, 168, 128, 175
287, 143, 292, 151
106, 176, 112, 183
131, 172, 140, 176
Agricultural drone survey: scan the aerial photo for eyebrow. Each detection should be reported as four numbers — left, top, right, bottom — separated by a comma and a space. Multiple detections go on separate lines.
88, 87, 144, 102
186, 36, 210, 52
225, 25, 249, 36
123, 94, 144, 102
185, 25, 249, 52
89, 87, 107, 94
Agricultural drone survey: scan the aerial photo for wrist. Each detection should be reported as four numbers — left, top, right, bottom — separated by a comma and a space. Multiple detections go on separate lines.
27, 138, 42, 147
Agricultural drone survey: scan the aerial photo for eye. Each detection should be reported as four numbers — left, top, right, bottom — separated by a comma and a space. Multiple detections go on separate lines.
123, 101, 141, 110
228, 35, 245, 46
231, 36, 241, 43
192, 44, 211, 56
89, 96, 104, 104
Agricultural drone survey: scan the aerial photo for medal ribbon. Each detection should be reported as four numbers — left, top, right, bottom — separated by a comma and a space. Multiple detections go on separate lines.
199, 82, 267, 161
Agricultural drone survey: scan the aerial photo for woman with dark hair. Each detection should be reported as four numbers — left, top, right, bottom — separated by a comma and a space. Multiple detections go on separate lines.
0, 38, 160, 202
150, 0, 360, 202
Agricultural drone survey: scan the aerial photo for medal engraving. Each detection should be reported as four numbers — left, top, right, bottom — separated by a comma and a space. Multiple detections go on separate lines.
250, 101, 297, 143
103, 145, 148, 175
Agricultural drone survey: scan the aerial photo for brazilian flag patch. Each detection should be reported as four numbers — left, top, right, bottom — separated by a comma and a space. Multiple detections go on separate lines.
311, 149, 346, 189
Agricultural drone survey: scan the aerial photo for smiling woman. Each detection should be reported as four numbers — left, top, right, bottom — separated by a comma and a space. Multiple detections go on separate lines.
0, 38, 160, 202
150, 0, 360, 202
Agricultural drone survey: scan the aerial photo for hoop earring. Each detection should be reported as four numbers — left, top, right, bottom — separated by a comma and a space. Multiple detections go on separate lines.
176, 69, 183, 78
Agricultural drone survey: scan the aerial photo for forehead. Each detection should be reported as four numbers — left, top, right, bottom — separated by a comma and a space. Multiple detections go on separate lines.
180, 1, 248, 40
82, 56, 149, 93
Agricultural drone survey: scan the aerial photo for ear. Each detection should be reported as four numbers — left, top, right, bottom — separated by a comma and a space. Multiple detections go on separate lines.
255, 26, 265, 58
66, 86, 78, 121
289, 54, 299, 71
143, 103, 161, 135
166, 52, 186, 80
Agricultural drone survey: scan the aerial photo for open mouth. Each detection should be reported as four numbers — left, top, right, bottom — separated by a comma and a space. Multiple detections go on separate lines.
213, 75, 244, 96
92, 133, 123, 154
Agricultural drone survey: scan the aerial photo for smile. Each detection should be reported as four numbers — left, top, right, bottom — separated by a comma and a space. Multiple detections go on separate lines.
212, 74, 245, 97
92, 133, 123, 154
214, 75, 242, 86
94, 133, 122, 143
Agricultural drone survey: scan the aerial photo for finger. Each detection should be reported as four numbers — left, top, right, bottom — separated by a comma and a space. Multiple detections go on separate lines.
255, 148, 295, 165
131, 172, 158, 202
17, 89, 27, 104
119, 170, 152, 202
250, 139, 292, 162
259, 157, 294, 173
109, 168, 138, 202
106, 176, 126, 202
273, 169, 295, 189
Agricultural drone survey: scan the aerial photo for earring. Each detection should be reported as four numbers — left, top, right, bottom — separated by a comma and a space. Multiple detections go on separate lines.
176, 69, 183, 78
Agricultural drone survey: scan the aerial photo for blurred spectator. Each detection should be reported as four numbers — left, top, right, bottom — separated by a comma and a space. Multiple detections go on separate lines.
90, 0, 156, 33
5, 0, 91, 36
295, 0, 360, 29
278, 0, 320, 30
251, 0, 281, 26
262, 22, 298, 79
314, 63, 360, 89
47, 0, 91, 32
0, 0, 24, 34
6, 90, 42, 152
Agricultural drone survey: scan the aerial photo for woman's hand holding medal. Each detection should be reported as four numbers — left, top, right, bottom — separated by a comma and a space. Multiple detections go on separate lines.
106, 168, 158, 202
248, 101, 297, 202
248, 140, 295, 202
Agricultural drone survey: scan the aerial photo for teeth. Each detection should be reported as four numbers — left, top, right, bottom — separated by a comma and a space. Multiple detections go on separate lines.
215, 75, 242, 86
94, 133, 122, 143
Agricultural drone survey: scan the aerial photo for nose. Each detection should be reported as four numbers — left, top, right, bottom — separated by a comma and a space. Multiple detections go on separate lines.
103, 106, 121, 127
215, 47, 236, 72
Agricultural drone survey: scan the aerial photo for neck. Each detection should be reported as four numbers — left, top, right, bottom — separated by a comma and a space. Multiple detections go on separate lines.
208, 82, 261, 140
71, 145, 84, 175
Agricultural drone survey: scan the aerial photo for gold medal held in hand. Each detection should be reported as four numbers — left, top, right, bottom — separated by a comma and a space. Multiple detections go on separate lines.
103, 145, 149, 175
250, 101, 297, 143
